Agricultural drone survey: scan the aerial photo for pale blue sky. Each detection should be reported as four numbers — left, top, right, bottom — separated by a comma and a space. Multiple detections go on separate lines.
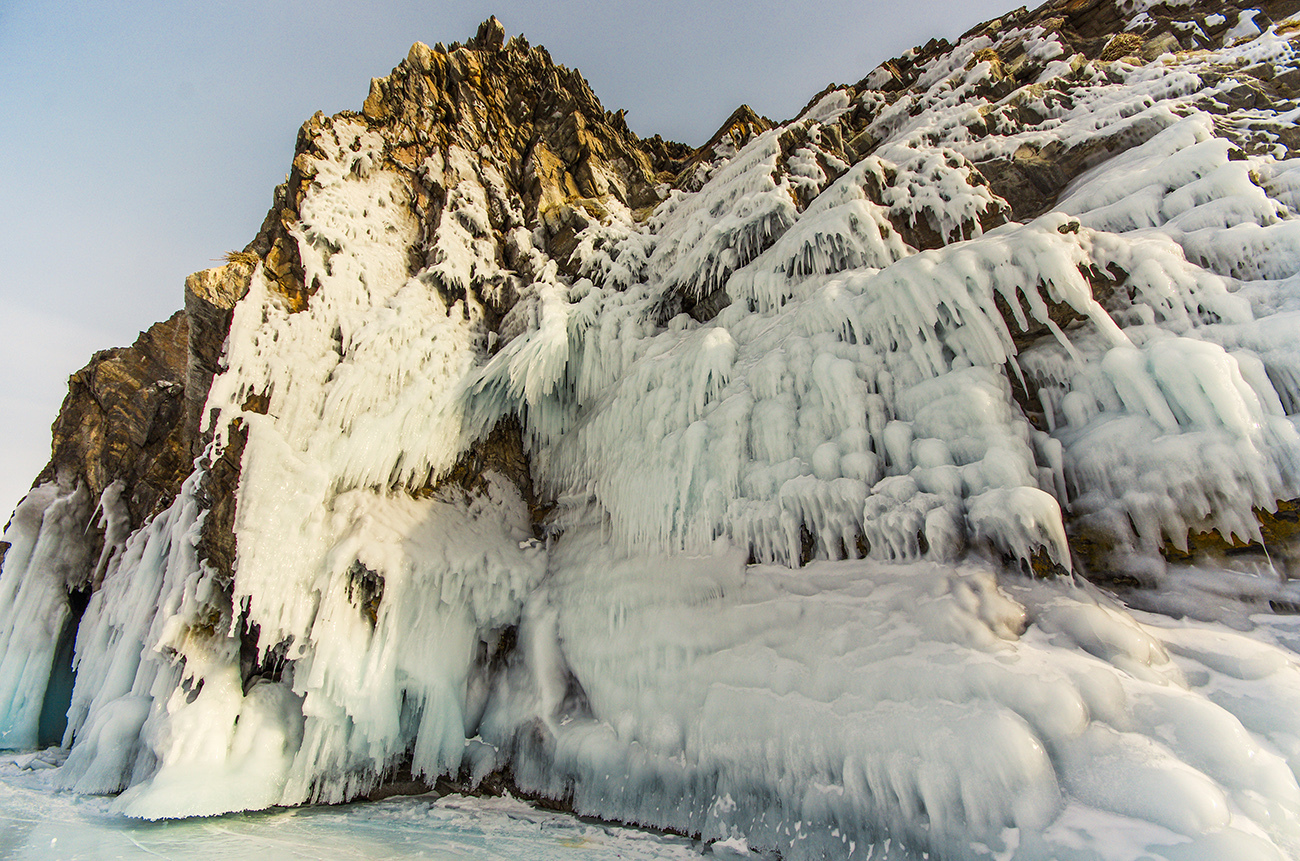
0, 0, 1014, 517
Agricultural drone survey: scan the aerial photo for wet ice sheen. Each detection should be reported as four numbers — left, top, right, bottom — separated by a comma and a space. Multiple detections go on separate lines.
0, 752, 712, 860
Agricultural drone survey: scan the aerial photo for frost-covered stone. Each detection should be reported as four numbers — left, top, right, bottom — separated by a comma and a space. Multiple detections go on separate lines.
5, 2, 1300, 860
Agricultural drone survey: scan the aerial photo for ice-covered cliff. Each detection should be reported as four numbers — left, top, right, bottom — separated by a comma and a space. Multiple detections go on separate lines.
6, 2, 1300, 858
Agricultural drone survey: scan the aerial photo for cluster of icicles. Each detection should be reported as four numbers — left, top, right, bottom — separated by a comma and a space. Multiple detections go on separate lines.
4, 12, 1300, 860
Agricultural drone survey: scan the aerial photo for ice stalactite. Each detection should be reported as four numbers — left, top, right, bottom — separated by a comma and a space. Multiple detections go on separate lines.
5, 6, 1300, 861
0, 484, 92, 750
69, 115, 552, 816
58, 471, 235, 801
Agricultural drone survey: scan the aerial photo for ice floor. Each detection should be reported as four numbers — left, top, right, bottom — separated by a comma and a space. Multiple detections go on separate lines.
0, 753, 724, 861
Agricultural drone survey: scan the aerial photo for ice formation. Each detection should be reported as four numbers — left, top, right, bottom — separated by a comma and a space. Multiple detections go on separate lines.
5, 3, 1300, 859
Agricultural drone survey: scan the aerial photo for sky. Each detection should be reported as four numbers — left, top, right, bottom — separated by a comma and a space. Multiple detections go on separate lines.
0, 0, 1015, 519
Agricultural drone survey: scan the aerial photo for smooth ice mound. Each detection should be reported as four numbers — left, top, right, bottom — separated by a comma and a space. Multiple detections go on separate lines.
3, 5, 1300, 861
487, 533, 1300, 860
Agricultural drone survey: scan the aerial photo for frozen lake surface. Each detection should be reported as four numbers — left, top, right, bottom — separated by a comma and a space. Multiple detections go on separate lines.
0, 753, 727, 861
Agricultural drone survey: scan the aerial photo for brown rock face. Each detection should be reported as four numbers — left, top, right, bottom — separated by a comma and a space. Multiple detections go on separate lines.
1160, 498, 1300, 578
36, 312, 191, 528
336, 18, 667, 261
674, 104, 774, 192
849, 0, 1300, 221
184, 257, 256, 450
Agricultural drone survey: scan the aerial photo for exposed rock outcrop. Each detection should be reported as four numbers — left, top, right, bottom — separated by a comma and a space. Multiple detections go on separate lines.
35, 312, 190, 529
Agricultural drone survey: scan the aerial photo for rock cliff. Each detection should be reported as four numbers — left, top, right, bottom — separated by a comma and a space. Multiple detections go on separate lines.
6, 1, 1300, 858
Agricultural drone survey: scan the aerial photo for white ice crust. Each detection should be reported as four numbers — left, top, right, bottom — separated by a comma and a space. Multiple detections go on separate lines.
4, 11, 1300, 861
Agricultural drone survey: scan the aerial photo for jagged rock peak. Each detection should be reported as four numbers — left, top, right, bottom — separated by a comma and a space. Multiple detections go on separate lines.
355, 17, 664, 208
470, 16, 506, 51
